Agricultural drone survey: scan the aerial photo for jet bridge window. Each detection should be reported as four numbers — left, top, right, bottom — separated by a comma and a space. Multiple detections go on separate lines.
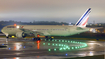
7, 26, 15, 28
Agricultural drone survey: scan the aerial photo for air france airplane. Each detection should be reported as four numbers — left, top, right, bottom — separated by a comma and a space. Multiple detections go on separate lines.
1, 8, 91, 40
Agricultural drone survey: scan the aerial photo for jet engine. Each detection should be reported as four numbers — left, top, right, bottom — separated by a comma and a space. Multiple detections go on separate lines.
16, 32, 26, 38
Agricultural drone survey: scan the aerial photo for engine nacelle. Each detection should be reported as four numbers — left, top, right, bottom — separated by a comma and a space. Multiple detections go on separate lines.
16, 32, 26, 38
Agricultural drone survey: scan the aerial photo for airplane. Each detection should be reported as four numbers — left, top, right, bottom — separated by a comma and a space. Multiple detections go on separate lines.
1, 8, 91, 40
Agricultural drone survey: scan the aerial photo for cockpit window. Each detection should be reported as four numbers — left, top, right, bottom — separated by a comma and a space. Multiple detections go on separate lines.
7, 26, 15, 28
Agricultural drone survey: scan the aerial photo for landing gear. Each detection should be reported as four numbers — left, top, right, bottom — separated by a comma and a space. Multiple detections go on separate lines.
6, 34, 9, 38
32, 37, 40, 41
6, 36, 9, 38
45, 36, 53, 41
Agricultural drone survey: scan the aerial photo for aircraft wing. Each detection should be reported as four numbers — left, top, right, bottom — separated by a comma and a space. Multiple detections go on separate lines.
87, 27, 103, 29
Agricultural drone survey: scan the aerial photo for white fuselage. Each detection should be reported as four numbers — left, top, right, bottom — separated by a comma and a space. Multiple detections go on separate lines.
1, 25, 89, 37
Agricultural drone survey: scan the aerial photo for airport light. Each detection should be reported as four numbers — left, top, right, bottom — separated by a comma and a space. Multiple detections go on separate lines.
59, 40, 61, 42
54, 49, 56, 51
48, 49, 51, 51
75, 47, 77, 49
59, 44, 61, 46
2, 44, 4, 45
14, 24, 17, 26
43, 43, 45, 45
72, 47, 74, 49
66, 46, 69, 48
68, 48, 70, 50
62, 44, 63, 46
52, 43, 54, 46
56, 44, 58, 46
65, 40, 67, 42
16, 26, 20, 28
24, 46, 25, 48
62, 40, 64, 42
65, 54, 68, 56
48, 43, 50, 45
59, 48, 62, 50
8, 48, 11, 50
63, 48, 66, 50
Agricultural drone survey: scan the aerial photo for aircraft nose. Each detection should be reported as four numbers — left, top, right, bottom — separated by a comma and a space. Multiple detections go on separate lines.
1, 28, 4, 33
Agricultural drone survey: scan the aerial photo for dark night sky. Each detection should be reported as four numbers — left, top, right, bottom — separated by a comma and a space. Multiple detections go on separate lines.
0, 0, 105, 23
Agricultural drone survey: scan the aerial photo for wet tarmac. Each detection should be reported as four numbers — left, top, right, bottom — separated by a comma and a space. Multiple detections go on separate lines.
0, 38, 105, 59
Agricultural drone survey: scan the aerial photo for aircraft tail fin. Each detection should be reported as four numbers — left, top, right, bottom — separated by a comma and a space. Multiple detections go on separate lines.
75, 8, 91, 27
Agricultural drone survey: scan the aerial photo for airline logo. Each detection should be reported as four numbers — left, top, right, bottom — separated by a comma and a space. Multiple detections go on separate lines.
75, 8, 91, 27
21, 26, 24, 28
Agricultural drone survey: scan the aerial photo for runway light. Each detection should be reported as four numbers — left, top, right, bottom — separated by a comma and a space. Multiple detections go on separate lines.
9, 48, 11, 50
59, 44, 61, 46
62, 40, 64, 42
66, 46, 69, 48
2, 44, 4, 45
56, 44, 58, 46
75, 47, 77, 49
72, 47, 74, 49
59, 48, 62, 50
52, 43, 54, 46
65, 40, 67, 42
54, 49, 56, 51
68, 48, 70, 50
65, 54, 68, 56
48, 49, 51, 51
43, 43, 45, 45
59, 40, 61, 42
63, 48, 66, 50
24, 46, 25, 48
48, 43, 50, 45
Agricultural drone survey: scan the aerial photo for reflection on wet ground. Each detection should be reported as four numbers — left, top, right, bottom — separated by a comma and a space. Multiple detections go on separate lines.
0, 38, 105, 59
